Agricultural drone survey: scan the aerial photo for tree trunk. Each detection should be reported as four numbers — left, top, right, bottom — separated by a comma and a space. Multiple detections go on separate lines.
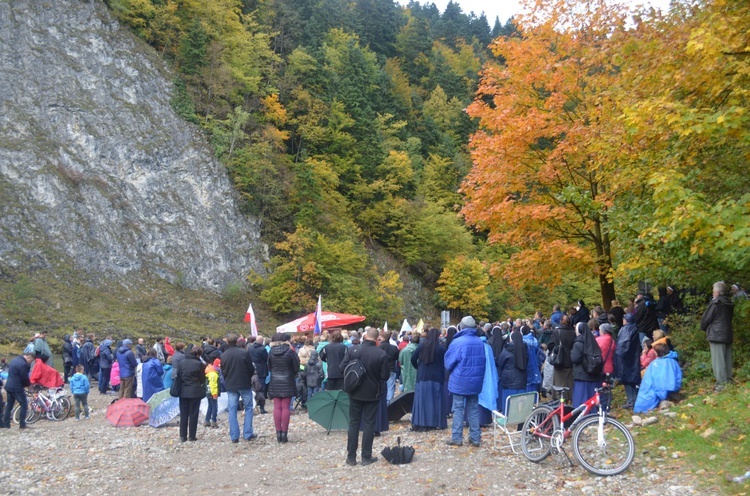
599, 273, 616, 311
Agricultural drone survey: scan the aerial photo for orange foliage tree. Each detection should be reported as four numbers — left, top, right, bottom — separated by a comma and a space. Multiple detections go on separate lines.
462, 0, 632, 309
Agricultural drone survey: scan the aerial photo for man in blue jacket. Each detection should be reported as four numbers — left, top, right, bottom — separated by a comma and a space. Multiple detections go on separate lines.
2, 353, 34, 429
444, 316, 486, 447
117, 339, 138, 399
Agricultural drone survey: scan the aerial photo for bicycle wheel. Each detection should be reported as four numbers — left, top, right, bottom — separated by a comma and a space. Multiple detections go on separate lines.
51, 397, 71, 421
27, 401, 43, 424
14, 402, 42, 424
11, 405, 20, 424
521, 406, 559, 463
572, 415, 635, 476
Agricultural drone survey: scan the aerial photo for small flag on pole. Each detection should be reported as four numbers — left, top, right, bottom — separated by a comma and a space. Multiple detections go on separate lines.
244, 303, 258, 338
313, 295, 323, 335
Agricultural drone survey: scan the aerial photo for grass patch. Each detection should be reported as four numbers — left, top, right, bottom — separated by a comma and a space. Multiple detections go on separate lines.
0, 261, 280, 357
626, 380, 750, 494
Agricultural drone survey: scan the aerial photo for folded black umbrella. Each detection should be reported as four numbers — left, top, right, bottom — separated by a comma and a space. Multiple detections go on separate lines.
387, 391, 414, 422
381, 436, 415, 465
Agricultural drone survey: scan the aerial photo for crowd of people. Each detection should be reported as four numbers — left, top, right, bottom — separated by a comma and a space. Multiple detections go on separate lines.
0, 281, 742, 466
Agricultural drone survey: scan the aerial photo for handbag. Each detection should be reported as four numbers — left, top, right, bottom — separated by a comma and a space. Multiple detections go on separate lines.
547, 329, 564, 366
170, 372, 182, 397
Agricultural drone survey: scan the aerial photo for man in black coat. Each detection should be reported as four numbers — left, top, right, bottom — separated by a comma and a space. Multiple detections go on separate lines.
2, 353, 34, 429
701, 281, 735, 391
320, 331, 348, 391
340, 327, 389, 466
221, 333, 256, 443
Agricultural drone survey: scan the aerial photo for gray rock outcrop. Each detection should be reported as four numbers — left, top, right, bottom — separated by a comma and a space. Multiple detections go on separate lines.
0, 0, 265, 290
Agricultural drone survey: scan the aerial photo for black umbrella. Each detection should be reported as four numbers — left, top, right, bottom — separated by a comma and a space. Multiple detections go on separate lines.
387, 391, 414, 422
381, 436, 415, 465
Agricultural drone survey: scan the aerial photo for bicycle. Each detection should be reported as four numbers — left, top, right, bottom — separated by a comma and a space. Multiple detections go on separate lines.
12, 386, 72, 424
520, 381, 635, 476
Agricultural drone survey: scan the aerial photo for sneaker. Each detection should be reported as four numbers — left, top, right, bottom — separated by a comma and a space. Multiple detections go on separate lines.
75, 418, 80, 422
446, 439, 463, 447
361, 457, 379, 466
469, 439, 481, 447
85, 416, 90, 420
714, 384, 726, 393
211, 421, 218, 428
204, 421, 211, 427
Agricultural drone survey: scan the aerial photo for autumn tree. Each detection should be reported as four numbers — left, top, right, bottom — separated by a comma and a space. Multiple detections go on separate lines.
463, 0, 631, 309
436, 256, 490, 319
612, 1, 750, 286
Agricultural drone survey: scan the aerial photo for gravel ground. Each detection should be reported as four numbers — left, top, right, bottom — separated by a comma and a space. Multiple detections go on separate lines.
0, 390, 707, 495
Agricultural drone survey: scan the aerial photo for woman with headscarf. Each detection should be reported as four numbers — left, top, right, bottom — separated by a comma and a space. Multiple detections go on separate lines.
615, 313, 641, 409
570, 322, 603, 408
410, 327, 448, 431
496, 327, 527, 415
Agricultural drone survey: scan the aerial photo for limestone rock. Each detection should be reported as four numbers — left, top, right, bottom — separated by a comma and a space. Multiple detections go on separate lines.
0, 0, 265, 290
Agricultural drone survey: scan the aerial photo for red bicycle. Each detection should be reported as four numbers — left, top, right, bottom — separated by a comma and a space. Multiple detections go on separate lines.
520, 382, 635, 476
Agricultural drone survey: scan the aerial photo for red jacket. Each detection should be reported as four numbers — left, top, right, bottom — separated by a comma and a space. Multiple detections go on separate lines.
30, 359, 63, 388
596, 335, 616, 375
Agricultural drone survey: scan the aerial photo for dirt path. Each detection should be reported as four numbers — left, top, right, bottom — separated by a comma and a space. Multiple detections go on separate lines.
0, 391, 706, 495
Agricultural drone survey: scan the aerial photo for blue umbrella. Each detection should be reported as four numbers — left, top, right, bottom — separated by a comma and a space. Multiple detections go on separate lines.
149, 396, 180, 428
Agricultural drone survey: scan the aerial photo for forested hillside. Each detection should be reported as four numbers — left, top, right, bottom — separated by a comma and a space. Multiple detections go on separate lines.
105, 0, 750, 322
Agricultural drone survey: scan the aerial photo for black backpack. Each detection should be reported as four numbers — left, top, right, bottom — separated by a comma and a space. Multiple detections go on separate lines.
582, 339, 604, 376
343, 348, 368, 394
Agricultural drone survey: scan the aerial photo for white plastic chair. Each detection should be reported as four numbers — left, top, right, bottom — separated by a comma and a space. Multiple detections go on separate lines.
492, 391, 538, 453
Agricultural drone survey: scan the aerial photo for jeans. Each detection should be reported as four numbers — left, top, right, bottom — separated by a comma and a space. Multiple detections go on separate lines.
347, 398, 379, 460
74, 394, 89, 419
99, 367, 111, 394
386, 371, 397, 403
205, 394, 218, 423
307, 386, 320, 400
4, 390, 28, 428
451, 394, 480, 444
227, 389, 254, 441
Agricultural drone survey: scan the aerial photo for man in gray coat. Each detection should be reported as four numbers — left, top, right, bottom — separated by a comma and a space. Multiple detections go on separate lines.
701, 281, 734, 391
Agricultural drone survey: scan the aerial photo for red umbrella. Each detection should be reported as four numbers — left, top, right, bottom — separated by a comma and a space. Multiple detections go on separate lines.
276, 311, 366, 333
106, 398, 150, 427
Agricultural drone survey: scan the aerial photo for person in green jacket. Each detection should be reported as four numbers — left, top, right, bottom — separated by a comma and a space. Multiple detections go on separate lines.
34, 331, 53, 366
398, 334, 420, 394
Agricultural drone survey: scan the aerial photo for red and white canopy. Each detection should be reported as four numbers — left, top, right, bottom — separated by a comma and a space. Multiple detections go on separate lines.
276, 311, 366, 333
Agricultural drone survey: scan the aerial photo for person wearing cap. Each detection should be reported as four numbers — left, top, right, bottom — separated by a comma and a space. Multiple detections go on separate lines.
116, 339, 138, 399
444, 315, 486, 447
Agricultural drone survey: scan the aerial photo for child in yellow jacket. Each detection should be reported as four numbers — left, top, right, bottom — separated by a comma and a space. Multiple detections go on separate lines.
204, 359, 220, 428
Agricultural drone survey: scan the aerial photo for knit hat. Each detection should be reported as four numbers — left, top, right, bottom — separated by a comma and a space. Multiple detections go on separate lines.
460, 315, 476, 329
213, 358, 221, 367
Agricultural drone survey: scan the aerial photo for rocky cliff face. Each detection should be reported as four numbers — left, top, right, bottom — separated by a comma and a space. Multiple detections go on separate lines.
0, 0, 265, 290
